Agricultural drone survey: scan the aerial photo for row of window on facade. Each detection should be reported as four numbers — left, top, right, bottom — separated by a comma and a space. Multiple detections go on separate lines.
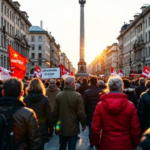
31, 61, 42, 67
0, 55, 9, 69
31, 44, 42, 50
1, 17, 25, 37
31, 36, 42, 42
0, 36, 14, 49
123, 47, 150, 63
31, 53, 42, 59
1, 3, 25, 31
123, 17, 150, 43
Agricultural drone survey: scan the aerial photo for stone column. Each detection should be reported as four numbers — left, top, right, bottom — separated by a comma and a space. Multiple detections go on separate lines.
80, 4, 85, 61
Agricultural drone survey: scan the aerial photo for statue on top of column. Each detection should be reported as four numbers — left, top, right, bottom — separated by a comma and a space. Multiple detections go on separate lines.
79, 0, 86, 5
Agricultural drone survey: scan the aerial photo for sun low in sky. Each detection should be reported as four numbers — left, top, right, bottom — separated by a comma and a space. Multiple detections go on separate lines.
18, 0, 150, 69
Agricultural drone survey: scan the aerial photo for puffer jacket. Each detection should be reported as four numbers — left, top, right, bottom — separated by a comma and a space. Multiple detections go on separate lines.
0, 96, 41, 150
123, 88, 138, 108
46, 84, 61, 111
83, 85, 102, 121
91, 92, 141, 150
24, 90, 53, 145
137, 88, 150, 133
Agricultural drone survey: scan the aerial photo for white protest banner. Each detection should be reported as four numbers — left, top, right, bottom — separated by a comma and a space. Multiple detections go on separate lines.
0, 67, 12, 80
42, 68, 60, 79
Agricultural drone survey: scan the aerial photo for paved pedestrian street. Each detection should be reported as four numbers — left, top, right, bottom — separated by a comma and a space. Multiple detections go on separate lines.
44, 128, 94, 150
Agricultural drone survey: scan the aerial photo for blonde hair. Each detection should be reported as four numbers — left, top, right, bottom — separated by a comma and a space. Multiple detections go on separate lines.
26, 78, 46, 96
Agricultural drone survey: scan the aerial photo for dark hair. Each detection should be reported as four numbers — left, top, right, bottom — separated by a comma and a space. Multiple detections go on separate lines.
123, 79, 130, 88
3, 78, 23, 98
90, 77, 97, 85
83, 78, 87, 84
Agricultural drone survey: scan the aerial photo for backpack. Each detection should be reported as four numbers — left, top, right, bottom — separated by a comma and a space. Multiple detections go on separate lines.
0, 106, 24, 150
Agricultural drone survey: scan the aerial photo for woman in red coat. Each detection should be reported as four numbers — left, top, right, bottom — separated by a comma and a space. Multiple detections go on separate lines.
91, 76, 141, 150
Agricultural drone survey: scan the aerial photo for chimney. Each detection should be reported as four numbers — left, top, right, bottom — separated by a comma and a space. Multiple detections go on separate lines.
133, 13, 139, 20
129, 20, 133, 24
40, 21, 43, 29
141, 4, 149, 12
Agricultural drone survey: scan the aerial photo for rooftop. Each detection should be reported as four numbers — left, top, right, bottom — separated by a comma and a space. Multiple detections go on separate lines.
29, 26, 46, 32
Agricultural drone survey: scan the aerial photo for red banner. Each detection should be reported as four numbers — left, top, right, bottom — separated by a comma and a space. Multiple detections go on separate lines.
60, 64, 71, 77
8, 45, 28, 72
34, 65, 42, 78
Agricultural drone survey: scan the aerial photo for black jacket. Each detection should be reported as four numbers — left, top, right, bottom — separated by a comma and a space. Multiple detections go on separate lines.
123, 88, 138, 108
83, 85, 102, 121
24, 90, 53, 145
137, 88, 150, 133
139, 128, 150, 150
0, 96, 41, 150
79, 83, 89, 97
135, 85, 147, 99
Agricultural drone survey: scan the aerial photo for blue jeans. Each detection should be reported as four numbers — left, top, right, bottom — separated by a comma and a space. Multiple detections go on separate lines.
87, 119, 93, 146
59, 135, 77, 150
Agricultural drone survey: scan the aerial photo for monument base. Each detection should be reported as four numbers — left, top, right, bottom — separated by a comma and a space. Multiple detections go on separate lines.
76, 72, 89, 78
76, 60, 89, 77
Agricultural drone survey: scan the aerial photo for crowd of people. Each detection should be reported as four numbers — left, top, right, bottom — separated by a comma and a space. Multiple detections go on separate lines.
0, 75, 150, 150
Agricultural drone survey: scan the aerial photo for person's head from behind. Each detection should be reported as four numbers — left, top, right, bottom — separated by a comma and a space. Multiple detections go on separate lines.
75, 83, 80, 90
123, 79, 130, 89
26, 78, 45, 96
98, 80, 104, 87
3, 78, 24, 98
83, 78, 87, 84
90, 77, 97, 86
50, 79, 56, 85
145, 80, 150, 88
65, 76, 75, 89
139, 77, 146, 86
108, 76, 123, 92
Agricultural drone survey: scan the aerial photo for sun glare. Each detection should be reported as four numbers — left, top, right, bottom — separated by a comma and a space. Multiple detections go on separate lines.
85, 41, 103, 65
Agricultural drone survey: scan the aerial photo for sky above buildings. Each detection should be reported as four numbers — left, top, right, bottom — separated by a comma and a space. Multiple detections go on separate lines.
18, 0, 150, 69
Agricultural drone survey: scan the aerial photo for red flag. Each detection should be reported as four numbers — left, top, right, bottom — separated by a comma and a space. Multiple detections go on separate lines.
119, 70, 123, 77
142, 66, 150, 77
60, 64, 71, 76
71, 72, 74, 76
34, 65, 42, 78
8, 45, 28, 71
10, 67, 26, 79
111, 67, 117, 76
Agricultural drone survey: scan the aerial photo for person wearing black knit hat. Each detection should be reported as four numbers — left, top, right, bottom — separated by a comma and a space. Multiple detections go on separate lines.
123, 79, 138, 108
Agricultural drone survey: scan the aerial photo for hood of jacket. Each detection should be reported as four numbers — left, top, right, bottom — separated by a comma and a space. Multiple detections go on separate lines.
123, 88, 135, 93
28, 90, 43, 103
0, 96, 25, 106
48, 84, 58, 92
101, 92, 128, 114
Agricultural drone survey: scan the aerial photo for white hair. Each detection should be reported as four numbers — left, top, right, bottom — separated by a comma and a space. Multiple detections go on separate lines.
139, 77, 146, 85
98, 80, 104, 86
50, 79, 55, 84
65, 76, 75, 85
75, 83, 80, 90
108, 76, 123, 91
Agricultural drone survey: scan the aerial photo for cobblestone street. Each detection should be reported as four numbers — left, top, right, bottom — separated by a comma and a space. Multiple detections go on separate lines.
44, 128, 93, 150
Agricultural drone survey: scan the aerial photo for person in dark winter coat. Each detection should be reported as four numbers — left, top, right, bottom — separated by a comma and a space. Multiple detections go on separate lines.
123, 79, 138, 108
91, 76, 141, 150
79, 78, 89, 97
137, 80, 150, 133
139, 128, 150, 150
135, 78, 147, 99
83, 77, 103, 149
0, 81, 3, 98
98, 80, 106, 91
24, 78, 53, 150
0, 78, 41, 150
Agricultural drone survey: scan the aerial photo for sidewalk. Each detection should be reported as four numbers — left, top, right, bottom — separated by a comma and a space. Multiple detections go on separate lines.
44, 128, 93, 150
